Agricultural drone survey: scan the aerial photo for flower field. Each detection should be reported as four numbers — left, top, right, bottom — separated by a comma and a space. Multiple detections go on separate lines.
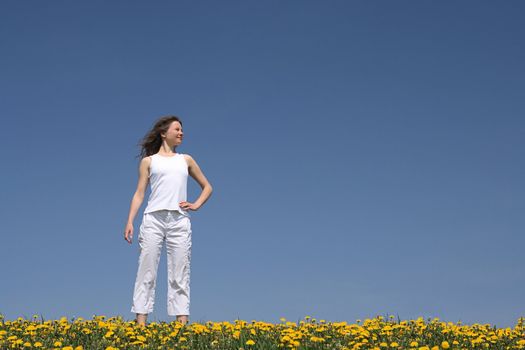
1, 314, 524, 349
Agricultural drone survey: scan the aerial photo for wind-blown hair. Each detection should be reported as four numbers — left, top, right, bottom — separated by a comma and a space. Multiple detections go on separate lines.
137, 115, 183, 159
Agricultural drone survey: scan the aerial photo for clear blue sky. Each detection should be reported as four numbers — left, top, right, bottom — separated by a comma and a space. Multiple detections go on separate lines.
1, 1, 524, 328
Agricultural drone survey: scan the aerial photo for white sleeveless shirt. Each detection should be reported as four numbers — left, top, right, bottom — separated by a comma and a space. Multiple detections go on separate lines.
143, 153, 190, 217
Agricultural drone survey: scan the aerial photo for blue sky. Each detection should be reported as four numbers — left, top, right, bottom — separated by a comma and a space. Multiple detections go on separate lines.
1, 1, 524, 328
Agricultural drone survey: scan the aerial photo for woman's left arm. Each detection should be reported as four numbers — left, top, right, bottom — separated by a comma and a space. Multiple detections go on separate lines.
180, 154, 213, 211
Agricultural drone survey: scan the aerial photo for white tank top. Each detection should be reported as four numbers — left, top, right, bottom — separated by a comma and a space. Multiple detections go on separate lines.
143, 153, 190, 217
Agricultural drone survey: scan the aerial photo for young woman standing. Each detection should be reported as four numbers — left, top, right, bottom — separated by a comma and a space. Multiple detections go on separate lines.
124, 115, 213, 326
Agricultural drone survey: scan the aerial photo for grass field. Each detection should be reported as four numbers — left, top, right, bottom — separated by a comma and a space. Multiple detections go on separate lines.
1, 314, 524, 349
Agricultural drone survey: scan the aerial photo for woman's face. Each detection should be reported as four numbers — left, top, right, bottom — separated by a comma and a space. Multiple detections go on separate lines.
162, 121, 184, 146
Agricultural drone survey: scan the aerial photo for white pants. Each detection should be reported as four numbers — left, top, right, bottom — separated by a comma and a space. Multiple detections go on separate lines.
131, 210, 192, 316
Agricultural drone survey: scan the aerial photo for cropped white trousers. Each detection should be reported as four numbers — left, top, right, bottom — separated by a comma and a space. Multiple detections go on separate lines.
131, 210, 192, 316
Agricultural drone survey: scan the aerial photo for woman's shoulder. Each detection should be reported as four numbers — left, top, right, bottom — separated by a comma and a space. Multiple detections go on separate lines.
180, 153, 190, 159
140, 155, 154, 165
181, 153, 195, 167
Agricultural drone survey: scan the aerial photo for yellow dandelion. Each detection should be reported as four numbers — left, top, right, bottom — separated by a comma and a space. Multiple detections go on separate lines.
246, 339, 255, 345
310, 336, 325, 343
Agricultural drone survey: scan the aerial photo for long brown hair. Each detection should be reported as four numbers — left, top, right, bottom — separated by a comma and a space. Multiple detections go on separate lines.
137, 115, 183, 159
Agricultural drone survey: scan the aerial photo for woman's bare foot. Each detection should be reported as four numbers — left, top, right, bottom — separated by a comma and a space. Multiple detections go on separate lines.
176, 315, 189, 325
136, 313, 147, 326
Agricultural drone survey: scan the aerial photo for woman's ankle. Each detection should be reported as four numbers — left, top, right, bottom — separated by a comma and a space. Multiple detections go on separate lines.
136, 313, 148, 326
176, 315, 189, 325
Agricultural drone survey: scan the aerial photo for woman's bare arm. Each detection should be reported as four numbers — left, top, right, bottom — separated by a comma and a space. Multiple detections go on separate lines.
124, 156, 151, 243
180, 154, 213, 211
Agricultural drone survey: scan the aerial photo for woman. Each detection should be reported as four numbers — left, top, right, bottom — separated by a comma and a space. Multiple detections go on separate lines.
124, 115, 213, 326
